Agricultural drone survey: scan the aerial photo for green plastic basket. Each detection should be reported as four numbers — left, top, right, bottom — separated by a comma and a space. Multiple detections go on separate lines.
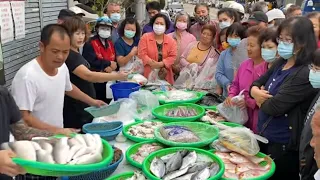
202, 105, 217, 110
142, 147, 225, 180
126, 140, 165, 169
220, 122, 243, 128
152, 103, 205, 122
12, 137, 114, 177
153, 91, 204, 104
210, 150, 276, 180
154, 122, 219, 148
104, 171, 134, 180
122, 121, 165, 142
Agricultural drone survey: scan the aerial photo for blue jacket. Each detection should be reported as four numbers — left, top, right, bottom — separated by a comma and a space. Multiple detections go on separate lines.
215, 48, 234, 96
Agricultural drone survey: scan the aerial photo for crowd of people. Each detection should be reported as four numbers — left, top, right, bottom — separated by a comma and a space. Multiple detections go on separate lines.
1, 1, 320, 180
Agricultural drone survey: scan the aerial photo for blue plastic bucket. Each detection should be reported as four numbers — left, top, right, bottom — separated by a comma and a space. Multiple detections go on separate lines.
110, 82, 140, 101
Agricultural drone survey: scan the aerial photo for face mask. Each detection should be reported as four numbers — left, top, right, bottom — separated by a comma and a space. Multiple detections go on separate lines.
176, 22, 188, 30
277, 41, 294, 59
222, 41, 230, 50
261, 48, 277, 63
124, 30, 136, 39
98, 29, 111, 39
219, 21, 231, 29
153, 24, 166, 35
110, 13, 121, 22
195, 15, 209, 25
227, 37, 241, 47
309, 70, 320, 88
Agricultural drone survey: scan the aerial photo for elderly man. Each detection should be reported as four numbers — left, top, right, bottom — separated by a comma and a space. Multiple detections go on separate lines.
310, 106, 320, 180
105, 2, 122, 43
251, 1, 268, 13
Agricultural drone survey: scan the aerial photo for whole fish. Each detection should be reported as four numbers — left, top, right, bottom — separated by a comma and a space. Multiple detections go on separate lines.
239, 170, 268, 179
236, 161, 270, 171
150, 157, 166, 178
224, 171, 239, 179
76, 152, 102, 165
188, 162, 211, 173
246, 155, 266, 164
31, 142, 42, 151
74, 134, 87, 146
39, 142, 53, 154
179, 150, 189, 157
208, 162, 220, 176
224, 163, 236, 170
83, 134, 96, 148
10, 141, 36, 161
180, 151, 197, 169
161, 153, 175, 163
215, 152, 231, 160
172, 172, 197, 180
229, 152, 249, 164
163, 167, 189, 180
166, 152, 183, 173
53, 137, 70, 164
36, 149, 55, 164
92, 134, 103, 153
127, 171, 146, 180
192, 167, 211, 180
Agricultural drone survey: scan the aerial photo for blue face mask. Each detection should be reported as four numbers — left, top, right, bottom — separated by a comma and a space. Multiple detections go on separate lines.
110, 13, 121, 22
227, 37, 241, 47
261, 48, 277, 63
124, 30, 136, 39
277, 41, 294, 60
309, 70, 320, 88
219, 21, 231, 30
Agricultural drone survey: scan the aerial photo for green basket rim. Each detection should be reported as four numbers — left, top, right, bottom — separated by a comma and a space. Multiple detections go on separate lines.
154, 122, 219, 148
125, 140, 164, 169
122, 120, 165, 142
104, 171, 135, 180
151, 103, 206, 122
142, 147, 225, 180
209, 150, 276, 180
12, 138, 114, 172
201, 105, 217, 110
153, 91, 204, 104
220, 121, 243, 127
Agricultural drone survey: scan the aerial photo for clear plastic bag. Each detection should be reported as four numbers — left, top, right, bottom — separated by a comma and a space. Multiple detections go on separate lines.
129, 90, 159, 121
130, 74, 148, 86
217, 90, 248, 125
174, 63, 198, 89
219, 127, 260, 156
147, 69, 170, 86
120, 56, 144, 75
157, 90, 196, 102
194, 58, 218, 90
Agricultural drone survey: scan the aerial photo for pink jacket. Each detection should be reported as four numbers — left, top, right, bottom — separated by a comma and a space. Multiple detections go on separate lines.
168, 31, 196, 62
179, 41, 220, 72
138, 32, 177, 84
229, 59, 268, 133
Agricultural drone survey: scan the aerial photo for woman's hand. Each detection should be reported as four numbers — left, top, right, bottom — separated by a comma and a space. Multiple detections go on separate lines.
251, 86, 273, 107
224, 97, 233, 107
110, 62, 117, 70
0, 150, 26, 177
235, 99, 246, 109
104, 67, 113, 73
149, 60, 164, 69
130, 46, 138, 56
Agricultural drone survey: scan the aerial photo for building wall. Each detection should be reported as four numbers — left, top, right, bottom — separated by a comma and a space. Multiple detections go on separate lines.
2, 0, 68, 87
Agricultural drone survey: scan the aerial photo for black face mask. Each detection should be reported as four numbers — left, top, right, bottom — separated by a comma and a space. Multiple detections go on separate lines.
194, 14, 210, 25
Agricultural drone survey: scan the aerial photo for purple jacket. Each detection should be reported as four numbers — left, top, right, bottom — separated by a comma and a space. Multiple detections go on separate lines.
229, 59, 268, 133
142, 21, 175, 35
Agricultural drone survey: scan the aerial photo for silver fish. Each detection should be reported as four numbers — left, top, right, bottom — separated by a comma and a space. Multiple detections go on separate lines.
172, 172, 197, 180
192, 167, 211, 180
187, 162, 211, 173
180, 151, 197, 169
36, 149, 55, 164
179, 150, 189, 157
166, 152, 183, 173
160, 153, 175, 163
150, 157, 166, 178
208, 162, 220, 176
53, 137, 70, 164
163, 167, 189, 180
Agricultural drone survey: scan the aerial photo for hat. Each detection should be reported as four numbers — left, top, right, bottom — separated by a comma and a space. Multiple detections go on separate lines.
58, 9, 76, 20
229, 2, 245, 14
245, 11, 268, 25
96, 16, 113, 27
266, 9, 285, 22
69, 6, 85, 16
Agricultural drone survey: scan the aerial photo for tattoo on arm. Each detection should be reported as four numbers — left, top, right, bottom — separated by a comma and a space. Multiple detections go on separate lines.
10, 120, 54, 141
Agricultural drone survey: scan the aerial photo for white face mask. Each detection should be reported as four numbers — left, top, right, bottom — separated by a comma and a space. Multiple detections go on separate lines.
153, 24, 166, 35
98, 29, 111, 39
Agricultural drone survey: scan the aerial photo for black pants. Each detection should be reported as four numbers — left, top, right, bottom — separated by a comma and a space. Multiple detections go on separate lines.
15, 174, 57, 180
260, 142, 300, 180
93, 83, 111, 104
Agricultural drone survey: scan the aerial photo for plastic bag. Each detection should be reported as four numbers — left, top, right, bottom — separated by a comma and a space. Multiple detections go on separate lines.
147, 69, 170, 86
219, 127, 260, 156
157, 90, 196, 102
129, 90, 159, 121
194, 58, 218, 90
130, 74, 148, 86
159, 125, 200, 143
120, 56, 144, 75
174, 63, 198, 89
216, 90, 248, 125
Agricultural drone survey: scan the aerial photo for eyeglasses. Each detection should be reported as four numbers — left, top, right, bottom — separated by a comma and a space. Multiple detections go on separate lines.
309, 64, 320, 73
276, 37, 293, 45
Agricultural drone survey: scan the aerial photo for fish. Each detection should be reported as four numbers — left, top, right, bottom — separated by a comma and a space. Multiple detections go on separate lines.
239, 170, 268, 179
66, 145, 82, 163
166, 152, 183, 173
31, 142, 42, 151
225, 163, 237, 170
161, 153, 175, 163
215, 152, 231, 160
127, 171, 146, 180
192, 167, 211, 180
246, 155, 271, 164
229, 152, 249, 164
172, 172, 197, 180
208, 162, 220, 176
76, 152, 102, 165
83, 134, 96, 148
36, 149, 55, 164
68, 138, 82, 147
131, 144, 163, 163
150, 157, 166, 178
187, 162, 211, 173
128, 122, 163, 139
210, 140, 231, 153
39, 142, 53, 154
180, 151, 197, 169
224, 171, 239, 179
160, 126, 200, 143
237, 161, 270, 171
93, 134, 103, 153
10, 141, 36, 161
53, 137, 70, 164
73, 147, 94, 160
163, 167, 190, 180
74, 134, 87, 146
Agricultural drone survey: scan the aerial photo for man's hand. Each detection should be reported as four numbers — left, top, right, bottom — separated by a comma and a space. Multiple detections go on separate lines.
130, 46, 138, 56
110, 62, 117, 70
0, 150, 25, 177
53, 128, 80, 136
89, 99, 107, 107
105, 67, 113, 73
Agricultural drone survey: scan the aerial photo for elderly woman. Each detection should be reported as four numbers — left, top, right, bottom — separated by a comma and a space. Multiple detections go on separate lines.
168, 12, 196, 78
177, 24, 220, 90
138, 13, 177, 84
